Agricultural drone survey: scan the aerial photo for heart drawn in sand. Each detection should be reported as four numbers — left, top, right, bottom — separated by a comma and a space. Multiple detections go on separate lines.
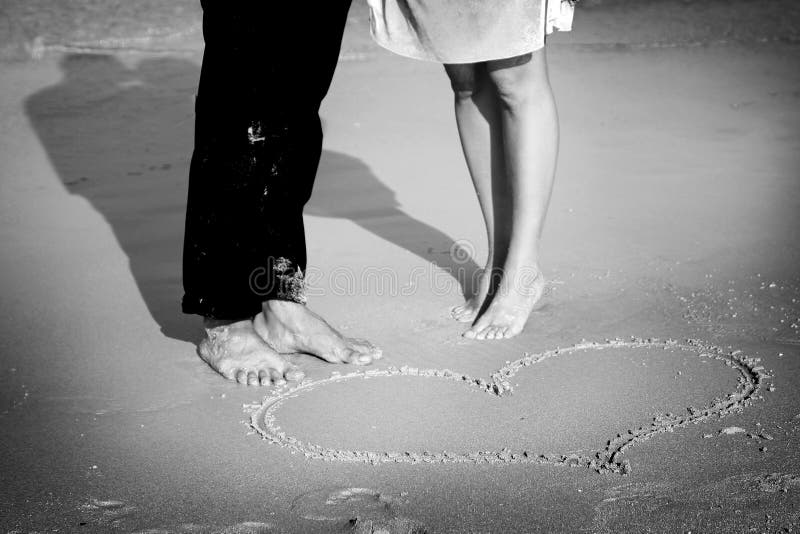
246, 338, 768, 475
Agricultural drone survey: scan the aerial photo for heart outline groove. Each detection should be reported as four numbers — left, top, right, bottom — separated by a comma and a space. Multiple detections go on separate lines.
245, 337, 769, 475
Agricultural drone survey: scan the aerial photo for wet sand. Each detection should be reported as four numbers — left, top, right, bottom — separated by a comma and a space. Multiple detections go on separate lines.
1, 1, 800, 533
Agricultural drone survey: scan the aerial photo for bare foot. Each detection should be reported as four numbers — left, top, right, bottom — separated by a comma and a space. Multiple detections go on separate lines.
463, 268, 545, 340
198, 319, 305, 386
254, 300, 382, 365
450, 265, 493, 323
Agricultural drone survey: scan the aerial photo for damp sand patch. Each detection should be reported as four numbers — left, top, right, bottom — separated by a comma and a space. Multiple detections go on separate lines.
247, 339, 769, 474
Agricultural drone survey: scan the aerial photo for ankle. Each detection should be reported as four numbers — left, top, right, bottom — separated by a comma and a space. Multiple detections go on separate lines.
203, 317, 252, 330
262, 299, 305, 316
503, 252, 541, 273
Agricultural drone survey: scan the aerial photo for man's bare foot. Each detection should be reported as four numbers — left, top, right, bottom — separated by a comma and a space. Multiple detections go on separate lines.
451, 265, 493, 323
463, 268, 545, 340
198, 319, 305, 386
254, 300, 382, 365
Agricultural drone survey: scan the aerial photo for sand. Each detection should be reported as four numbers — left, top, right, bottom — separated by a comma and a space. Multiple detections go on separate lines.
249, 339, 766, 475
1, 1, 799, 533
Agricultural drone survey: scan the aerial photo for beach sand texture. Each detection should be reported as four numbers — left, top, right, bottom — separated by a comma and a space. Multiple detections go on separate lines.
1, 1, 800, 532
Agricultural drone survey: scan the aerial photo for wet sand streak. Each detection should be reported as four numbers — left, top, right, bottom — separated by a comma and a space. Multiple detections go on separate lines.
246, 338, 768, 475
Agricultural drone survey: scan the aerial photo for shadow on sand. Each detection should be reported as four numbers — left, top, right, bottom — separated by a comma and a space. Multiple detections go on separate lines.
25, 53, 478, 343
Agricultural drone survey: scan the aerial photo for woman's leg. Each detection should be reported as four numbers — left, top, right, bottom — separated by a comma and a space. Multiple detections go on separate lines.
443, 63, 511, 322
464, 49, 557, 340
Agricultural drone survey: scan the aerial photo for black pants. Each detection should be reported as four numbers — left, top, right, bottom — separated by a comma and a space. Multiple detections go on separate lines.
182, 0, 353, 320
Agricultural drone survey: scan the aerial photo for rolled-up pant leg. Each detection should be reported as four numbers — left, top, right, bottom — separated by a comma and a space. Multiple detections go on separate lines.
182, 0, 352, 320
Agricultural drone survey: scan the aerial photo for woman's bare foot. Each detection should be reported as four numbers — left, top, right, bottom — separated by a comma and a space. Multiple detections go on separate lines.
198, 318, 305, 386
254, 300, 382, 365
460, 51, 557, 341
463, 267, 545, 340
451, 265, 493, 323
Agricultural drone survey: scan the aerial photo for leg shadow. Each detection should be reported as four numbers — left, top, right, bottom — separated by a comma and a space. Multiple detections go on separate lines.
24, 54, 479, 347
25, 53, 200, 342
309, 151, 480, 299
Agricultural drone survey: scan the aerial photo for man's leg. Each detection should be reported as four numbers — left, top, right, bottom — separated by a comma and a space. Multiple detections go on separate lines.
251, 1, 382, 365
184, 1, 320, 319
182, 1, 379, 384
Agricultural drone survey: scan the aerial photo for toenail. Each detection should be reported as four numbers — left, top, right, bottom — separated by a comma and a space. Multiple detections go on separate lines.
285, 369, 304, 382
269, 369, 283, 381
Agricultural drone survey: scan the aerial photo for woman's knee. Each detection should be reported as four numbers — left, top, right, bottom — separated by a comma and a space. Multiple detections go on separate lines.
444, 63, 482, 100
487, 52, 549, 107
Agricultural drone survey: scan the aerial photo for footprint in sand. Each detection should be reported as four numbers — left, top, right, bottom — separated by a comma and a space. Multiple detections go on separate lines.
291, 487, 425, 533
79, 498, 136, 526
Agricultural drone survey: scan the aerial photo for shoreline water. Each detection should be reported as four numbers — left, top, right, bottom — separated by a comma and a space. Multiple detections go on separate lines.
1, 0, 798, 61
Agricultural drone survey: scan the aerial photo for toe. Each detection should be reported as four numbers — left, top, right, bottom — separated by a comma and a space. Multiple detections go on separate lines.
343, 349, 372, 365
247, 371, 259, 386
452, 306, 471, 321
348, 339, 382, 360
284, 366, 305, 382
258, 370, 270, 386
466, 318, 488, 339
453, 305, 477, 322
269, 369, 286, 385
474, 329, 485, 340
456, 312, 475, 323
235, 369, 247, 384
462, 328, 477, 339
483, 326, 499, 340
220, 366, 237, 380
354, 352, 373, 365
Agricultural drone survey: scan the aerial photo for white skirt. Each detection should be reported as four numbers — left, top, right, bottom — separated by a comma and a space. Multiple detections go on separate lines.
367, 0, 574, 64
